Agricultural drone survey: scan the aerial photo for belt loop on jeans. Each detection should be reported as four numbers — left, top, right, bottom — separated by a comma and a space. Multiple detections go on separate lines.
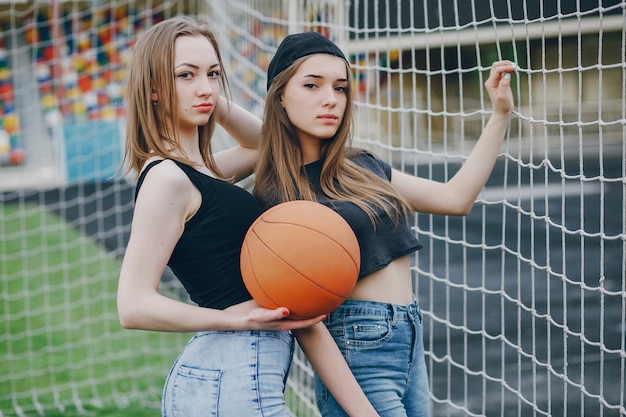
392, 302, 409, 324
407, 301, 420, 326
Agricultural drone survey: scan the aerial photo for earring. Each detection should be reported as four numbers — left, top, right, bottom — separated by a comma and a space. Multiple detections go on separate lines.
152, 101, 157, 106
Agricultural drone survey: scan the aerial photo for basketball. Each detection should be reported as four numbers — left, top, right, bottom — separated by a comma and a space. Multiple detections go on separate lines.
240, 200, 360, 319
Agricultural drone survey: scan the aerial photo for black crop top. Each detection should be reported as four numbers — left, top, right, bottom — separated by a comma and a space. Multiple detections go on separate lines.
304, 151, 423, 279
135, 159, 260, 309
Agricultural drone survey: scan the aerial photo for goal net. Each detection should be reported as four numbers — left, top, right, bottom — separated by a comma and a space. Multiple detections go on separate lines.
1, 1, 624, 416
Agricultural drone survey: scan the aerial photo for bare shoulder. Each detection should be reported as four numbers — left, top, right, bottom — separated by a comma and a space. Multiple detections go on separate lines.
138, 159, 195, 197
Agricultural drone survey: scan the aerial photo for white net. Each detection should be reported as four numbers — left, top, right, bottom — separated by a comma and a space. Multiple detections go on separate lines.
1, 0, 625, 416
0, 2, 202, 416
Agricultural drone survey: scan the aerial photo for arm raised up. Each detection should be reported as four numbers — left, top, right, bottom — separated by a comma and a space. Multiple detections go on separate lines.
392, 60, 517, 216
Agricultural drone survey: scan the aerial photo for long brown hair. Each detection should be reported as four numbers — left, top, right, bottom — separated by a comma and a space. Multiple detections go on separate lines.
253, 55, 410, 223
122, 16, 230, 178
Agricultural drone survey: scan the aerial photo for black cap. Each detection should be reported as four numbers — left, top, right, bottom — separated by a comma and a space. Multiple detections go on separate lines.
266, 31, 348, 91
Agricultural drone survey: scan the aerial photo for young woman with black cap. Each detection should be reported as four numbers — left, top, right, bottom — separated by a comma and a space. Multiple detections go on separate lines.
117, 17, 379, 417
253, 31, 516, 416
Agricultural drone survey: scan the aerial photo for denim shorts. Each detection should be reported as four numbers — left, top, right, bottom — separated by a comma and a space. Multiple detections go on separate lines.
315, 299, 431, 417
162, 330, 294, 417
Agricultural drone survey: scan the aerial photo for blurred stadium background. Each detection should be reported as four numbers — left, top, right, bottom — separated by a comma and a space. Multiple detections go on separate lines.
0, 1, 624, 416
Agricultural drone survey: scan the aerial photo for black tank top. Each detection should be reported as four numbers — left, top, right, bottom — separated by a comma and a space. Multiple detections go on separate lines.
135, 159, 260, 309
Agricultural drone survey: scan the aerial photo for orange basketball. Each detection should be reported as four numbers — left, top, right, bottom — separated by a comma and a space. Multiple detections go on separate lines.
240, 200, 360, 319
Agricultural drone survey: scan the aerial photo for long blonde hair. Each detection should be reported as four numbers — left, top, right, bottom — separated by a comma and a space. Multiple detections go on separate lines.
122, 16, 230, 178
253, 55, 410, 223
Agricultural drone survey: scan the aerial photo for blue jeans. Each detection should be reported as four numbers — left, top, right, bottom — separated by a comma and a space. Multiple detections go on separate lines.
315, 299, 431, 417
162, 330, 294, 417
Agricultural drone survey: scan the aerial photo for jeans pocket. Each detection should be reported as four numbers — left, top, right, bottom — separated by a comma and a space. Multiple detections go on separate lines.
343, 318, 392, 349
169, 365, 221, 417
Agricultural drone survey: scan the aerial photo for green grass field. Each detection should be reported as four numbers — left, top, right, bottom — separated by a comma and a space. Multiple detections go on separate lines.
0, 204, 187, 417
1, 204, 314, 417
